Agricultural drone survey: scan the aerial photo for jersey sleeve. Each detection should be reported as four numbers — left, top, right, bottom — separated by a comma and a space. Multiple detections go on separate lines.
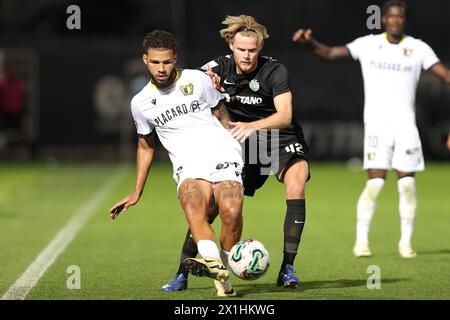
198, 72, 224, 108
420, 41, 440, 70
131, 98, 154, 135
346, 35, 370, 61
200, 57, 222, 74
269, 63, 291, 98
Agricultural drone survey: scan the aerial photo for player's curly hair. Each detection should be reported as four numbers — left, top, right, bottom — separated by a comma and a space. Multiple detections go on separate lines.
142, 30, 177, 54
219, 15, 269, 49
382, 0, 408, 16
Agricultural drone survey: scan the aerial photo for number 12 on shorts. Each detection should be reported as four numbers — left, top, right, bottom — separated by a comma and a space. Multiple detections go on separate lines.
285, 143, 303, 154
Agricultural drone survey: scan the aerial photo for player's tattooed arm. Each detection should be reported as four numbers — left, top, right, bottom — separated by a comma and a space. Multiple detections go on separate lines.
212, 101, 232, 129
109, 134, 155, 220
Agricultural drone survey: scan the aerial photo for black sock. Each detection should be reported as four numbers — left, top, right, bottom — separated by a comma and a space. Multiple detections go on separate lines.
281, 199, 306, 270
176, 228, 198, 277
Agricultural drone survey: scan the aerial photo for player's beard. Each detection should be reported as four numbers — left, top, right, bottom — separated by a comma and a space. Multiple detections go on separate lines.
237, 59, 257, 74
150, 69, 176, 89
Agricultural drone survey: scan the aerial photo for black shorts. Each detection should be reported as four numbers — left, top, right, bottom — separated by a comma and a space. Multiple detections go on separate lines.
242, 135, 310, 197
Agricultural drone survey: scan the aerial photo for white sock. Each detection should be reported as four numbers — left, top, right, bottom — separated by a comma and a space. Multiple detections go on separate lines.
220, 250, 230, 269
197, 240, 222, 261
356, 178, 385, 244
398, 177, 417, 246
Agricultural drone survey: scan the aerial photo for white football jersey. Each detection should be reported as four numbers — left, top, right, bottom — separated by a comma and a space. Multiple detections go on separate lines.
347, 33, 440, 126
131, 69, 242, 181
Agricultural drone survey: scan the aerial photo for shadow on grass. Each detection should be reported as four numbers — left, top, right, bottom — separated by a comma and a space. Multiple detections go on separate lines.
415, 249, 450, 255
230, 278, 408, 297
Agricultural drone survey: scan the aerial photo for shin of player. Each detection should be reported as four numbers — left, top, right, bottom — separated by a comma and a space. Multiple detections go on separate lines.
354, 176, 385, 257
397, 176, 417, 257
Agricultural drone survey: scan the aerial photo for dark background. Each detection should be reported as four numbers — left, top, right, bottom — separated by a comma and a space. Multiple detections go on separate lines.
0, 0, 449, 161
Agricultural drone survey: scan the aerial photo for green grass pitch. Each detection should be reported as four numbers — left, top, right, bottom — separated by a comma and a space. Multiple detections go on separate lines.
0, 162, 449, 300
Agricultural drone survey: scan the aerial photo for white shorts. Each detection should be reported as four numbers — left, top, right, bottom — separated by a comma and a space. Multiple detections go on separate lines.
363, 124, 425, 172
174, 158, 244, 193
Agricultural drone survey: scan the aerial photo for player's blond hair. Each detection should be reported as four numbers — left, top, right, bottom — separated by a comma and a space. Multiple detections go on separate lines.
219, 15, 269, 49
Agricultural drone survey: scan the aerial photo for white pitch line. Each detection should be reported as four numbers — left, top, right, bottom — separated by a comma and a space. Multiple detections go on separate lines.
1, 167, 129, 300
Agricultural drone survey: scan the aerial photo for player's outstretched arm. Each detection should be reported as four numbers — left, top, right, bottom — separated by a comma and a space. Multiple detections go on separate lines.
429, 63, 450, 84
292, 28, 350, 61
109, 134, 155, 220
429, 64, 450, 152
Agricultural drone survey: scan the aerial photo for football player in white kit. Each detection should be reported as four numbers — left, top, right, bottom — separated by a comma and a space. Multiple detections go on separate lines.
292, 0, 450, 258
109, 30, 243, 296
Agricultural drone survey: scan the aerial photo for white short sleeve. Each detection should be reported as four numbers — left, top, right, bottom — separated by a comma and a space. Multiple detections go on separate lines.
131, 99, 154, 135
420, 41, 440, 70
346, 35, 372, 61
198, 72, 224, 108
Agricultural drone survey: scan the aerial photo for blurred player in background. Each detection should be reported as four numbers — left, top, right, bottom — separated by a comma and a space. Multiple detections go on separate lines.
292, 0, 450, 258
109, 30, 244, 296
162, 15, 310, 292
0, 61, 25, 148
447, 133, 450, 151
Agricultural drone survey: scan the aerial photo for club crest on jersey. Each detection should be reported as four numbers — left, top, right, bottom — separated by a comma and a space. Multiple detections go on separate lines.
368, 152, 376, 161
403, 48, 413, 57
180, 83, 194, 96
249, 79, 260, 92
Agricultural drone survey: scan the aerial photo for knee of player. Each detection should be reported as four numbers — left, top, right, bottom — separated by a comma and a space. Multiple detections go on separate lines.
285, 182, 306, 199
182, 203, 207, 221
397, 177, 417, 204
365, 178, 386, 200
219, 204, 242, 226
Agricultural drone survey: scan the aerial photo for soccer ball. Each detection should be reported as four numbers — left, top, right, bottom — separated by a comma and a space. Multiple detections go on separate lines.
228, 239, 270, 280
